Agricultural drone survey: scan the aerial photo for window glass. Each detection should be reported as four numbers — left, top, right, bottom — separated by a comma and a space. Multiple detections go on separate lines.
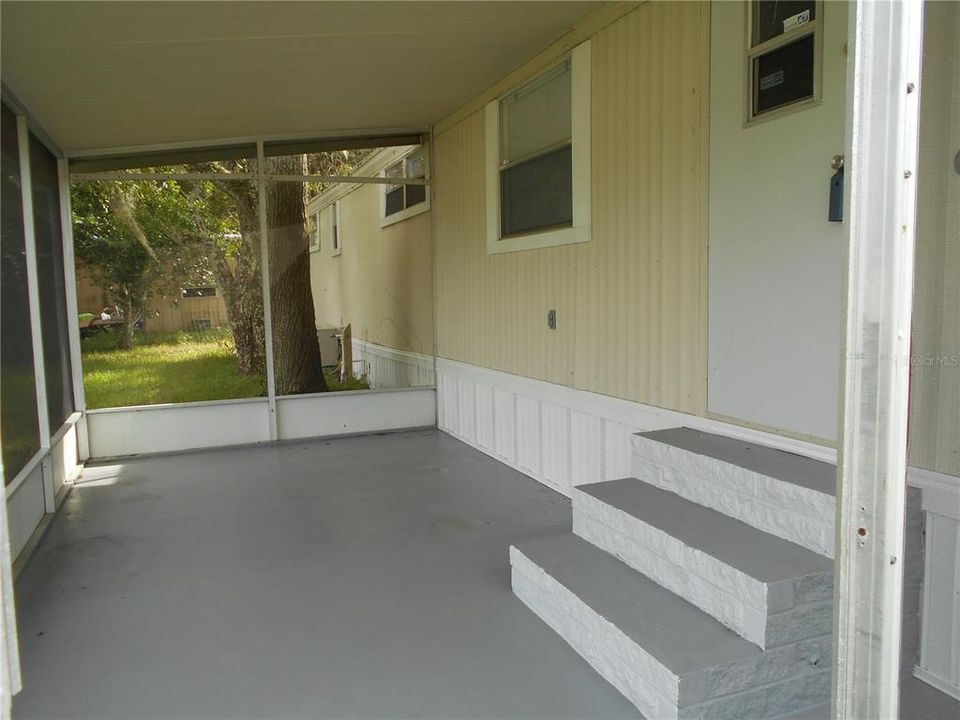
331, 203, 340, 250
1, 104, 41, 483
753, 34, 816, 116
30, 134, 75, 433
752, 1, 816, 47
500, 144, 573, 237
501, 61, 571, 164
307, 211, 319, 248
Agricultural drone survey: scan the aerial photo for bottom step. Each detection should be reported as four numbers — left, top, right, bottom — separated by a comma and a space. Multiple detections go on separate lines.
511, 534, 830, 720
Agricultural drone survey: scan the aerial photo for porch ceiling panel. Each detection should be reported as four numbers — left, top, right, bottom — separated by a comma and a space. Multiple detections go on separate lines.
0, 0, 599, 155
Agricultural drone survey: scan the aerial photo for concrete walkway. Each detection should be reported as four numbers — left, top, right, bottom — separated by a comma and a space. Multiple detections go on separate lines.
12, 430, 640, 719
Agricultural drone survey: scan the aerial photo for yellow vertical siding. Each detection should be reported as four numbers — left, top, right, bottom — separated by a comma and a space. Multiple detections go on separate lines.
434, 1, 709, 413
310, 184, 434, 357
908, 0, 960, 476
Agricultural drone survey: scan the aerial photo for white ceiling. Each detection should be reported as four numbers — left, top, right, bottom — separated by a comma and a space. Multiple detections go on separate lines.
1, 1, 600, 155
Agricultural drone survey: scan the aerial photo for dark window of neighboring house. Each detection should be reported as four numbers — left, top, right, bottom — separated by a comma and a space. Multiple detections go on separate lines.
182, 286, 217, 298
30, 133, 76, 434
1, 103, 41, 484
383, 148, 426, 218
499, 59, 572, 238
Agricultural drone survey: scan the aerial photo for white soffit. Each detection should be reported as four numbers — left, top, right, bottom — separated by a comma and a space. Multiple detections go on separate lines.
0, 0, 600, 155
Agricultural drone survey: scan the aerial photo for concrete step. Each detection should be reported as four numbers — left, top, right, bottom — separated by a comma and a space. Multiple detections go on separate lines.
572, 478, 833, 648
630, 428, 836, 557
511, 533, 831, 720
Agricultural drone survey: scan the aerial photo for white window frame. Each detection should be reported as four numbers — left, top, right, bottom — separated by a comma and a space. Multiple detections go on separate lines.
744, 1, 823, 126
379, 146, 430, 228
485, 40, 591, 255
308, 209, 320, 251
331, 200, 342, 256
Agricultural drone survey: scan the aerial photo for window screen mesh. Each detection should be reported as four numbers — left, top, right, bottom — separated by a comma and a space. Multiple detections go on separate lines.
31, 134, 75, 433
1, 104, 41, 483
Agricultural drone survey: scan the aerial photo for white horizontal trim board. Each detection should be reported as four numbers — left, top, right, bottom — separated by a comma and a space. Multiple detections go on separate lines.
352, 339, 435, 390
86, 388, 437, 459
275, 387, 436, 440
436, 358, 837, 497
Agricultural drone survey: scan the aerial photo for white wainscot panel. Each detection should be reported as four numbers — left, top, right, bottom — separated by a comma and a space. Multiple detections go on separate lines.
352, 339, 435, 390
516, 396, 542, 478
436, 358, 837, 498
87, 399, 271, 459
276, 388, 436, 441
6, 464, 45, 560
915, 475, 960, 701
541, 403, 571, 494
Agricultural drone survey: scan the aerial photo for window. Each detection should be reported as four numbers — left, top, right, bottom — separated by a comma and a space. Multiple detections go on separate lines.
331, 200, 341, 254
747, 1, 821, 123
381, 147, 428, 226
485, 41, 591, 254
307, 210, 320, 249
182, 286, 217, 298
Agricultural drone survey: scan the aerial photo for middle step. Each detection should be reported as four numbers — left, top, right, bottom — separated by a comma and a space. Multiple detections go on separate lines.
573, 478, 833, 649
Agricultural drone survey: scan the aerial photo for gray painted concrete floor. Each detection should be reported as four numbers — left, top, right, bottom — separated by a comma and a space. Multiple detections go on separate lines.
13, 428, 957, 720
13, 430, 641, 720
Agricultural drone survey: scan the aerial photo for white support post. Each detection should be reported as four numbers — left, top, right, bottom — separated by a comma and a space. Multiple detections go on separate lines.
16, 116, 55, 513
257, 142, 278, 440
832, 1, 924, 718
58, 158, 89, 462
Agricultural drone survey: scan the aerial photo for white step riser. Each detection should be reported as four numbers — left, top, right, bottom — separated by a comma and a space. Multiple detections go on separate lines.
572, 492, 834, 649
511, 547, 681, 720
511, 547, 833, 719
631, 436, 835, 558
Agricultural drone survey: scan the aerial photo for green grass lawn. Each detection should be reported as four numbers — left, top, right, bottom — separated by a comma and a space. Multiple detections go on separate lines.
82, 328, 266, 409
82, 327, 368, 409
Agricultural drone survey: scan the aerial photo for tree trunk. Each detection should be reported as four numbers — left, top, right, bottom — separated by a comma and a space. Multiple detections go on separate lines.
209, 187, 266, 376
266, 156, 327, 395
118, 290, 136, 350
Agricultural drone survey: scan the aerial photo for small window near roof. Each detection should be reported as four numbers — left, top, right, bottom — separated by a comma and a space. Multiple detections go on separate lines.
307, 210, 320, 249
182, 286, 216, 298
747, 0, 821, 123
331, 201, 341, 253
382, 148, 427, 223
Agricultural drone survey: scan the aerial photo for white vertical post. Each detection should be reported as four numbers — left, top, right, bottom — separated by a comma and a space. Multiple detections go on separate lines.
58, 158, 89, 461
833, 1, 924, 718
16, 116, 55, 513
257, 141, 278, 440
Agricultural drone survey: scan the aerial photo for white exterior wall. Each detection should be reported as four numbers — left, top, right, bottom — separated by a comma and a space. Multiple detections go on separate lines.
707, 2, 849, 442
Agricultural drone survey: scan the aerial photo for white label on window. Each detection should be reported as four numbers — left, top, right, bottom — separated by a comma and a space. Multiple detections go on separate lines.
783, 9, 811, 33
760, 70, 785, 91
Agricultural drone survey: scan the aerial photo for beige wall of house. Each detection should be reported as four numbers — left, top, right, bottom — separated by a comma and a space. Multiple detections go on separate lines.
909, 0, 960, 477
432, 0, 709, 415
308, 167, 434, 360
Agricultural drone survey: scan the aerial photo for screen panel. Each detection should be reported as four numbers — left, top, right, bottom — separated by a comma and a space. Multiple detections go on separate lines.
1, 104, 41, 483
31, 134, 75, 432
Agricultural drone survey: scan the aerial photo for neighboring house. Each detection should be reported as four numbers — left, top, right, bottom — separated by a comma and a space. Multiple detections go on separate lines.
75, 265, 229, 334
306, 146, 434, 388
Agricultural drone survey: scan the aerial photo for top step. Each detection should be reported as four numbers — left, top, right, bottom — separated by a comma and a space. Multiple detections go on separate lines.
631, 428, 836, 557
638, 428, 836, 497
